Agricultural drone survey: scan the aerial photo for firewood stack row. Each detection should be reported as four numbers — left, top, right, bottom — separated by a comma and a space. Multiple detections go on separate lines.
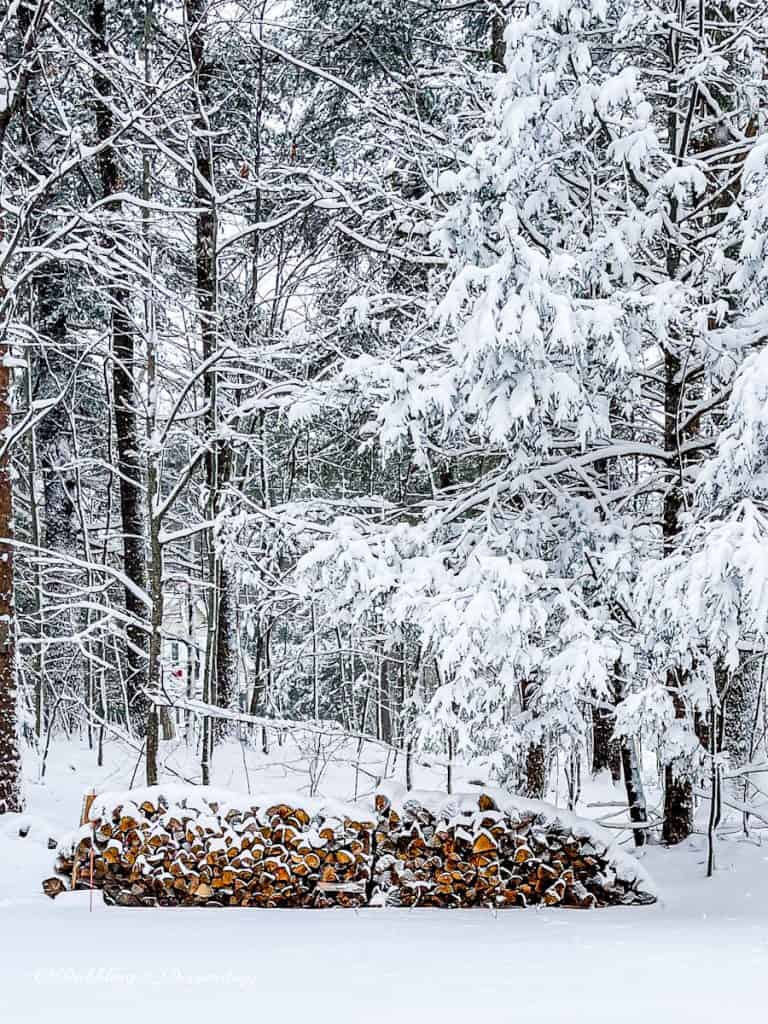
53, 788, 375, 908
48, 785, 655, 909
371, 788, 656, 908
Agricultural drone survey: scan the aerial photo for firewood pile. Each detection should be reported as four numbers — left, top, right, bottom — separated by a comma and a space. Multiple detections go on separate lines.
52, 787, 374, 908
47, 784, 655, 909
371, 786, 656, 908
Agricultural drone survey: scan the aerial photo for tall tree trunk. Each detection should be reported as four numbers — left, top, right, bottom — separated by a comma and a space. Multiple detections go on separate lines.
26, 347, 45, 742
0, 6, 35, 813
17, 7, 76, 554
661, 37, 691, 839
0, 323, 23, 813
186, 0, 232, 765
90, 0, 149, 731
145, 363, 162, 787
661, 345, 693, 844
19, 11, 80, 708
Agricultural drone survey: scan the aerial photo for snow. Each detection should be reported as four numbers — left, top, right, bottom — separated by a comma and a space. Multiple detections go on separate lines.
2, 741, 768, 1023
88, 784, 373, 826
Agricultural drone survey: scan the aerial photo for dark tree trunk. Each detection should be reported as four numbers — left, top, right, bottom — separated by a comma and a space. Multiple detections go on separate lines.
249, 626, 271, 754
214, 562, 236, 739
16, 7, 77, 555
187, 0, 218, 512
611, 667, 648, 847
592, 705, 622, 781
717, 666, 755, 819
722, 669, 754, 776
379, 651, 393, 746
490, 6, 506, 72
90, 0, 149, 730
662, 678, 694, 844
663, 758, 695, 845
522, 681, 546, 799
660, 340, 694, 844
186, 0, 236, 742
0, 2, 44, 814
620, 738, 647, 847
524, 742, 547, 800
0, 325, 23, 814
29, 260, 76, 553
250, 629, 267, 716
658, 23, 700, 845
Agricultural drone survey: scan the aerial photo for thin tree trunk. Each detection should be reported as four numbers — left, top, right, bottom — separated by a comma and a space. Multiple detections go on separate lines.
379, 647, 392, 746
620, 738, 647, 847
91, 0, 150, 730
93, 0, 149, 727
660, 14, 695, 846
25, 345, 44, 742
215, 562, 235, 718
522, 681, 546, 799
187, 0, 229, 763
490, 4, 506, 72
144, 367, 162, 787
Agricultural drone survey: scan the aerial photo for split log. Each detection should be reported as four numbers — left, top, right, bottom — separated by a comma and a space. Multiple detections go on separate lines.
42, 877, 67, 899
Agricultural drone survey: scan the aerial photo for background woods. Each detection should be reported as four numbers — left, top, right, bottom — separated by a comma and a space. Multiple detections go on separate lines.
1, 0, 768, 852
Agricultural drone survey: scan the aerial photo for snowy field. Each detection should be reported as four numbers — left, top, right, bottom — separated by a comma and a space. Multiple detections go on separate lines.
2, 738, 768, 1024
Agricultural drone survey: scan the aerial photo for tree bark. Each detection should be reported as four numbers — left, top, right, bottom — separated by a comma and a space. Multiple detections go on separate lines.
592, 704, 622, 781
0, 322, 23, 813
90, 0, 149, 730
144, 329, 162, 785
0, 4, 36, 814
620, 738, 647, 848
379, 649, 393, 746
660, 312, 692, 843
522, 681, 546, 799
185, 0, 235, 758
490, 5, 506, 72
214, 562, 236, 737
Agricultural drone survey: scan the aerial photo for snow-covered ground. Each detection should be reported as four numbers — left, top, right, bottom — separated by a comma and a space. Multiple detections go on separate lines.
2, 737, 768, 1023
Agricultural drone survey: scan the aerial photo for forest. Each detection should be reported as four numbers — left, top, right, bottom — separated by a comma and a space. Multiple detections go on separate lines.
1, 1, 768, 1019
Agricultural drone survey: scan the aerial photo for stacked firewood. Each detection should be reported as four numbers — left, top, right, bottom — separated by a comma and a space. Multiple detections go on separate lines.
371, 788, 656, 908
47, 785, 655, 909
52, 788, 375, 908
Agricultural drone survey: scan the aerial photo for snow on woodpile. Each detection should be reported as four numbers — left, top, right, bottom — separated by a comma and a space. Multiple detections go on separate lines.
48, 783, 655, 909
53, 786, 375, 907
371, 784, 656, 908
